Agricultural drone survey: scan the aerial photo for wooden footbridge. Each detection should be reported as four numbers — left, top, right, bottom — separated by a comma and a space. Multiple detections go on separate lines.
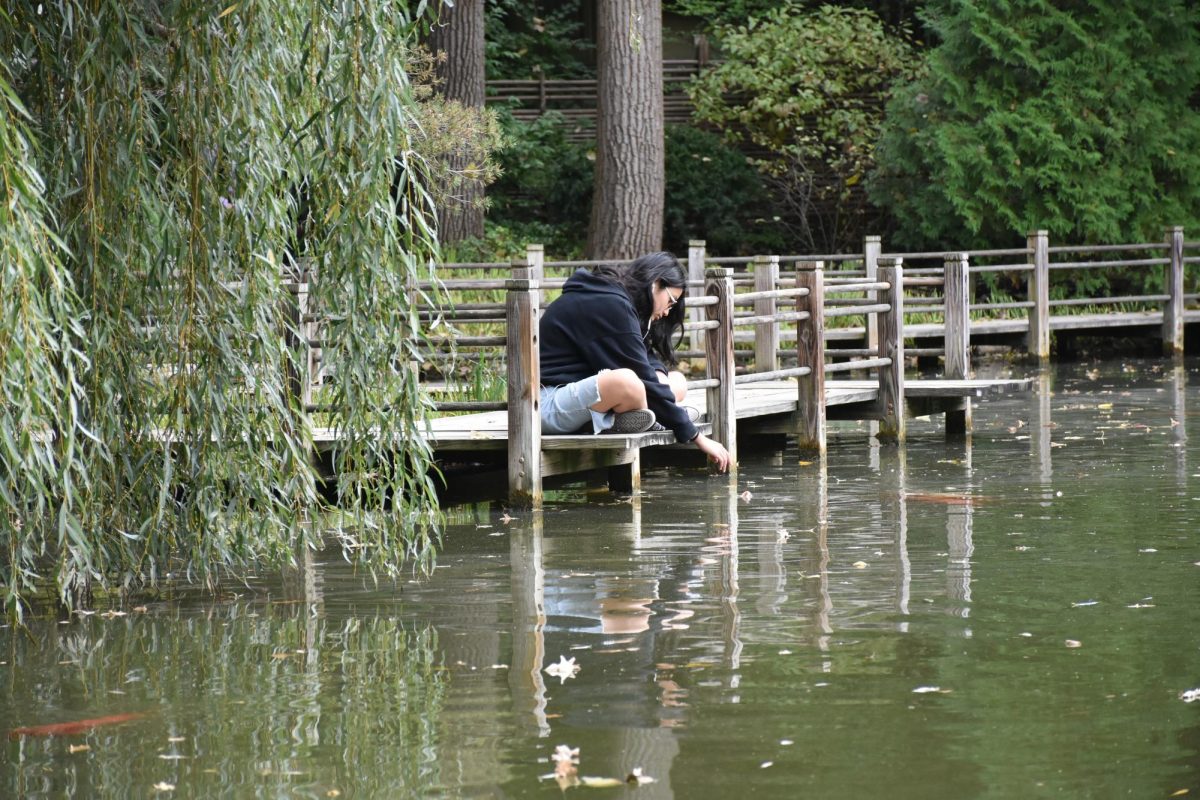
302, 228, 1197, 507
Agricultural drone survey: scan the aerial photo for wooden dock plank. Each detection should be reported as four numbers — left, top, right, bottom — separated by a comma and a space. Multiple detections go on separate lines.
830, 378, 1033, 398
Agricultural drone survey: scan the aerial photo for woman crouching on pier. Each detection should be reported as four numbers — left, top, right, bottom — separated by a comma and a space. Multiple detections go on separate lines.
539, 251, 731, 472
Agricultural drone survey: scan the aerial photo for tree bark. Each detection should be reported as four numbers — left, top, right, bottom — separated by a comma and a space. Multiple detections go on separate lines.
586, 0, 665, 260
427, 0, 486, 243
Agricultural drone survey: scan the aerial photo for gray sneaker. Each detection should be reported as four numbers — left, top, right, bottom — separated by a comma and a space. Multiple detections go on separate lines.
606, 409, 657, 434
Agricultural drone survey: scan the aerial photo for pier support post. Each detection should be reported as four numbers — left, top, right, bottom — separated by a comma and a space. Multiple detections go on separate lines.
795, 262, 826, 457
525, 243, 546, 307
943, 253, 972, 436
877, 259, 906, 443
705, 267, 738, 471
1163, 226, 1185, 356
688, 240, 707, 354
864, 235, 881, 353
507, 261, 542, 508
1027, 229, 1050, 360
283, 261, 313, 413
754, 255, 780, 372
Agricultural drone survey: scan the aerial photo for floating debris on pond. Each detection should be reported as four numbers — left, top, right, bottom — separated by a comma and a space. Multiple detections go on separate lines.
544, 655, 580, 684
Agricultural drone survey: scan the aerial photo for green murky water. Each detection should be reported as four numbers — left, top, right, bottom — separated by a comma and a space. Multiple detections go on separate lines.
4, 358, 1199, 798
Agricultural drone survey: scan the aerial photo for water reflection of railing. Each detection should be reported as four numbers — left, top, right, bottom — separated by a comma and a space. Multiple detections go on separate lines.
1026, 361, 1190, 490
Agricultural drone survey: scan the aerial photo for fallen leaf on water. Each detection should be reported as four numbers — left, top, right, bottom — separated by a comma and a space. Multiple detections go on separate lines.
1071, 600, 1099, 607
798, 460, 813, 466
69, 744, 90, 754
761, 761, 774, 769
626, 767, 656, 785
326, 791, 342, 798
852, 561, 868, 569
1170, 790, 1189, 797
1098, 403, 1113, 410
544, 655, 580, 684
1065, 640, 1082, 648
912, 686, 949, 694
152, 783, 175, 792
780, 739, 794, 746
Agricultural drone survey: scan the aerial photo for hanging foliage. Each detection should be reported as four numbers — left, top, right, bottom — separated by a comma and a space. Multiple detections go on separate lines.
0, 1, 453, 621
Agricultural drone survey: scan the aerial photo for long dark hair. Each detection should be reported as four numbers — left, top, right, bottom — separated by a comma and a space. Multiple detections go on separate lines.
593, 251, 687, 367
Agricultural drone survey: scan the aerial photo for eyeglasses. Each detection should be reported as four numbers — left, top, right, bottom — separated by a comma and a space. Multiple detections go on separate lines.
664, 289, 682, 309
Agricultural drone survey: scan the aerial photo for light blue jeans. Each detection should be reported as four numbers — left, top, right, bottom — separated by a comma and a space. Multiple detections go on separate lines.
539, 373, 614, 434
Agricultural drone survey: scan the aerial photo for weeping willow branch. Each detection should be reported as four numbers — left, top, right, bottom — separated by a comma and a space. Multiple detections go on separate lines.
0, 1, 452, 621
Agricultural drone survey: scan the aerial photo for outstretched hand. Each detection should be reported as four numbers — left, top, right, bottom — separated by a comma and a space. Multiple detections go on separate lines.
693, 433, 731, 473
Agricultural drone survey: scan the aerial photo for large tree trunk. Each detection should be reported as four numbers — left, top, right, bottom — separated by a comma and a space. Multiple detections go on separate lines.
586, 0, 665, 260
427, 0, 486, 243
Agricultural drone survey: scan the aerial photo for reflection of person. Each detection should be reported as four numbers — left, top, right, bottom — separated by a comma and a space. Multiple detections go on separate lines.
539, 252, 730, 471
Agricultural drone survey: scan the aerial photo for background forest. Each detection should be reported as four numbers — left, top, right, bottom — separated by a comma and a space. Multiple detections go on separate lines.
477, 0, 1200, 259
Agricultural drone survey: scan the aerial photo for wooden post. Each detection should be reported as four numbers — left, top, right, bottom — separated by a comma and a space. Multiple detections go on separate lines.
753, 255, 779, 372
864, 235, 881, 352
283, 263, 312, 412
705, 267, 737, 471
943, 253, 972, 435
688, 239, 706, 353
526, 243, 546, 307
1163, 226, 1185, 356
507, 260, 542, 508
607, 451, 641, 495
877, 259, 906, 443
1027, 229, 1050, 360
795, 262, 826, 457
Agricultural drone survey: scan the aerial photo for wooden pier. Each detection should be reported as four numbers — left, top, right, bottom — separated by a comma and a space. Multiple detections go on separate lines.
302, 229, 1197, 508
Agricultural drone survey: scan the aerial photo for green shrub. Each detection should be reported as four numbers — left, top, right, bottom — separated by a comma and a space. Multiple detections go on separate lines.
870, 0, 1200, 252
688, 5, 919, 252
485, 110, 594, 253
664, 124, 786, 256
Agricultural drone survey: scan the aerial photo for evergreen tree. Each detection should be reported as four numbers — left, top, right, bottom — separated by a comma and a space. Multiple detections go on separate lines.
870, 0, 1200, 249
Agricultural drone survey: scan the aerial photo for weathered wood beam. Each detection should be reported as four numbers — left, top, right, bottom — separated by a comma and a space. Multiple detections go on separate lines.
507, 261, 541, 507
753, 255, 780, 372
795, 262, 826, 457
1163, 226, 1185, 356
1027, 229, 1050, 359
877, 259, 906, 442
943, 253, 972, 436
705, 267, 737, 471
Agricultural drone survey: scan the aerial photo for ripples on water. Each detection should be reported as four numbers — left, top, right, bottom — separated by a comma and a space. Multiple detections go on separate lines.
3, 358, 1199, 798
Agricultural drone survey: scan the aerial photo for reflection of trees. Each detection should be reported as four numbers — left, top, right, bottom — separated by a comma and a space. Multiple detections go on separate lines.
4, 609, 446, 797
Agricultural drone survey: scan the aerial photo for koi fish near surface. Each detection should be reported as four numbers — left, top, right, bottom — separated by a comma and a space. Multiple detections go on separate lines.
9, 712, 146, 739
904, 492, 989, 506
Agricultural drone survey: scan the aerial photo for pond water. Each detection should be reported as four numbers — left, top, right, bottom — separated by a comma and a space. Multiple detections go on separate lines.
3, 357, 1200, 798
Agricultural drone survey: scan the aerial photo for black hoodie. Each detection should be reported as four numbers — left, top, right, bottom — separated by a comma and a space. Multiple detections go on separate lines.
540, 269, 699, 444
